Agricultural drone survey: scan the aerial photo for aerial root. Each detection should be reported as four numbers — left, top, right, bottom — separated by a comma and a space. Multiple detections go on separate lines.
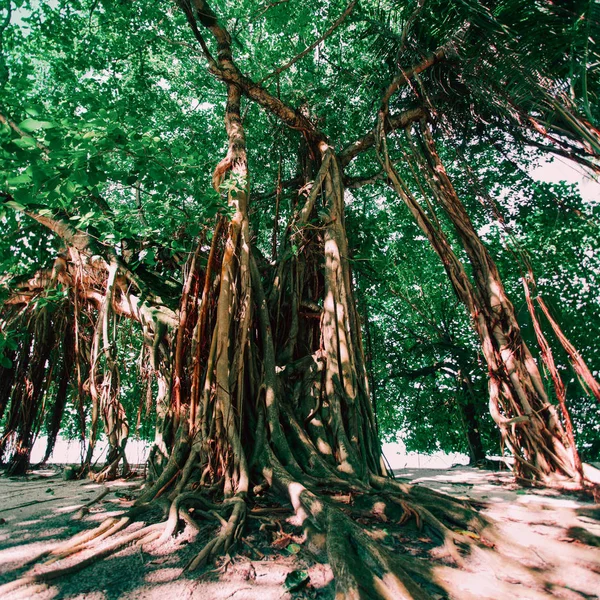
90, 457, 127, 483
371, 474, 494, 546
43, 516, 134, 565
8, 488, 248, 597
19, 499, 155, 573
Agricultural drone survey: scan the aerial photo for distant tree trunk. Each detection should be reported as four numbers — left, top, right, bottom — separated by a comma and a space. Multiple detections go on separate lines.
6, 309, 56, 475
456, 368, 486, 464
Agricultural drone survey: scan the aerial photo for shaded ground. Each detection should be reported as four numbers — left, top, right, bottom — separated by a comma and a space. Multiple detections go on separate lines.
0, 466, 599, 599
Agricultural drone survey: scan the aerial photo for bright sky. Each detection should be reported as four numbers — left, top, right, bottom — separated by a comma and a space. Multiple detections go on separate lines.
531, 157, 600, 205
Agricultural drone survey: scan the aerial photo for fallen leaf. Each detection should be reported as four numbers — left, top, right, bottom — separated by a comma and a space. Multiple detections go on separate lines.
455, 530, 480, 540
286, 543, 301, 554
272, 534, 294, 549
284, 570, 310, 592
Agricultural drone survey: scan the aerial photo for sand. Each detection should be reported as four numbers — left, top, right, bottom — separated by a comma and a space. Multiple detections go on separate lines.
0, 466, 598, 599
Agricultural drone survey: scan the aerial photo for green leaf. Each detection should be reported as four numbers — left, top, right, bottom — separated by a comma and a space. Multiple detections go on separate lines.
4, 338, 17, 351
286, 543, 301, 554
18, 118, 55, 132
0, 356, 12, 369
24, 106, 42, 117
7, 172, 32, 186
5, 200, 26, 211
284, 570, 309, 592
12, 137, 38, 149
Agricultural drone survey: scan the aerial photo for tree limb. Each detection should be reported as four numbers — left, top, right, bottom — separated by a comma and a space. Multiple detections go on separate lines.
182, 0, 325, 142
339, 107, 426, 166
380, 47, 446, 113
258, 0, 356, 84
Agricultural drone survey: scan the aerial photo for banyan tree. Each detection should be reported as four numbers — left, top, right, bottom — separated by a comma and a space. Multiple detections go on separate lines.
1, 0, 599, 597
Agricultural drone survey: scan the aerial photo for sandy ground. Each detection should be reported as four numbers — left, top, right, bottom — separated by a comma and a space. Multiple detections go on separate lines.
0, 466, 599, 600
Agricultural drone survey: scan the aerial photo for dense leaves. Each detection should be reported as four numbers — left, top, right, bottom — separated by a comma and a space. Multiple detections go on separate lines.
0, 0, 598, 460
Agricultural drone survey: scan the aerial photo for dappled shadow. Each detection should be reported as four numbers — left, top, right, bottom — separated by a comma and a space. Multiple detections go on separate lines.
1, 468, 600, 599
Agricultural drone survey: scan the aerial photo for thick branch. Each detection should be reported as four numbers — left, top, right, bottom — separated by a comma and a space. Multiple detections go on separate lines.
184, 0, 325, 142
339, 107, 426, 167
1, 193, 178, 322
380, 47, 446, 111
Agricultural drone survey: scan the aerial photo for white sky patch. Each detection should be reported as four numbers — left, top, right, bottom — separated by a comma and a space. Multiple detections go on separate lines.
193, 101, 215, 111
156, 78, 171, 91
478, 223, 493, 237
530, 157, 600, 205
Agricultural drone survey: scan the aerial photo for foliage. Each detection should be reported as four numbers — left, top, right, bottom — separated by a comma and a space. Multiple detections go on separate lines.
0, 0, 599, 459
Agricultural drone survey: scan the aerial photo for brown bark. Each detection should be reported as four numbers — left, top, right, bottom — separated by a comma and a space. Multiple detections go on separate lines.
3, 5, 599, 599
375, 118, 581, 485
41, 317, 75, 464
413, 121, 582, 485
536, 294, 600, 407
521, 274, 584, 479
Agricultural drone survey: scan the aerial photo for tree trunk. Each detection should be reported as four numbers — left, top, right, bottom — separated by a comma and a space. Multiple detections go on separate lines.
2, 3, 598, 598
376, 119, 582, 486
413, 121, 585, 485
456, 368, 486, 465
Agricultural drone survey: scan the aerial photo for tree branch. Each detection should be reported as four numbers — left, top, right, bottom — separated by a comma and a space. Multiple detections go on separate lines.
344, 172, 388, 188
0, 192, 178, 306
0, 110, 49, 155
182, 0, 325, 142
380, 47, 446, 113
258, 0, 356, 84
339, 107, 426, 167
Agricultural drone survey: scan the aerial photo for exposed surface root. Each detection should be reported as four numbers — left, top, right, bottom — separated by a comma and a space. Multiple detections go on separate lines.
1, 522, 162, 596
2, 467, 600, 600
186, 496, 247, 571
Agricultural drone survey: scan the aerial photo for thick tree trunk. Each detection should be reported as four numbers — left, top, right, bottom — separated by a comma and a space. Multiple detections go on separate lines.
3, 4, 599, 598
417, 122, 581, 485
